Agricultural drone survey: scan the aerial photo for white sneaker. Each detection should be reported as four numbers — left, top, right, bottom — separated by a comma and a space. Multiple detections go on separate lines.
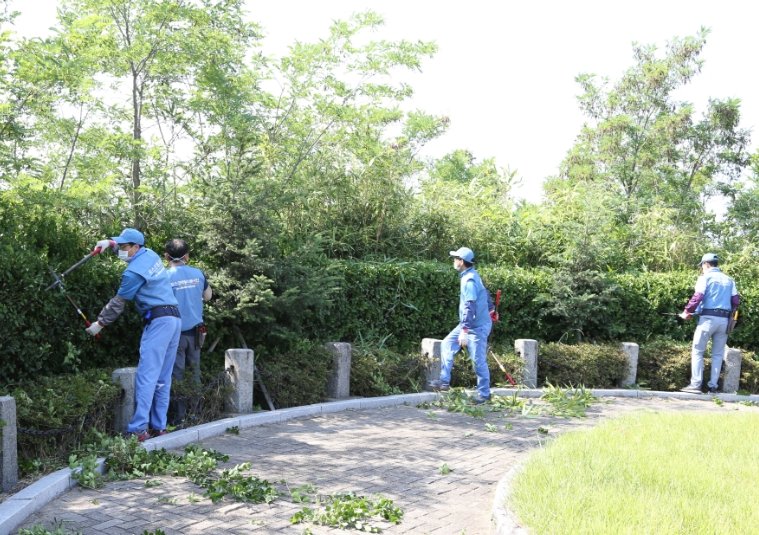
679, 385, 703, 394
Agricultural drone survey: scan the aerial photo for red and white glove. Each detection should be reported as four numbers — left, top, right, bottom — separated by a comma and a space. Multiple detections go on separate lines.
85, 321, 104, 336
489, 310, 499, 323
94, 239, 116, 255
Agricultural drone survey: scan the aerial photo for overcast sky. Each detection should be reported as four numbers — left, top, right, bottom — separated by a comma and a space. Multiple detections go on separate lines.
8, 0, 759, 202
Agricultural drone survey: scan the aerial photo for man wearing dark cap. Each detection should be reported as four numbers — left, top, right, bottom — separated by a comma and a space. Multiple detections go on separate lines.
679, 253, 740, 394
428, 246, 494, 404
86, 228, 182, 440
164, 238, 212, 425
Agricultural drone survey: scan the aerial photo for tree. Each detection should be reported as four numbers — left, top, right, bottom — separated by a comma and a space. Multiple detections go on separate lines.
412, 149, 517, 263
543, 29, 750, 270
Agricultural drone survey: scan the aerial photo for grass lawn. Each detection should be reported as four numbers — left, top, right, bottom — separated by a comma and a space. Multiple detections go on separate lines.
510, 410, 759, 534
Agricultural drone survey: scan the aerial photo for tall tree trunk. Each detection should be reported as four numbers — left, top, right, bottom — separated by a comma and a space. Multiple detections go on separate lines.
131, 69, 143, 229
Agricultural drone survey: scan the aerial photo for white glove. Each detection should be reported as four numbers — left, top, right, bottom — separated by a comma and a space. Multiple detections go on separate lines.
678, 311, 692, 320
86, 321, 103, 336
458, 330, 469, 347
94, 239, 115, 255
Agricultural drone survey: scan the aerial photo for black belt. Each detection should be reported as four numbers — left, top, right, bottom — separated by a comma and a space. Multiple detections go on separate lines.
701, 308, 731, 318
144, 305, 181, 325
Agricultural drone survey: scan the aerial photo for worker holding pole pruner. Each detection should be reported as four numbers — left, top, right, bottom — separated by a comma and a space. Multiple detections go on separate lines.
85, 228, 181, 441
428, 247, 494, 404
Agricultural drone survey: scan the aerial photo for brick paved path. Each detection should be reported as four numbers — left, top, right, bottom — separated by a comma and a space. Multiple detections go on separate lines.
16, 395, 748, 535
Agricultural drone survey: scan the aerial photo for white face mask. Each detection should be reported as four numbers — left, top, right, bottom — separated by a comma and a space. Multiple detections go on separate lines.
118, 250, 130, 261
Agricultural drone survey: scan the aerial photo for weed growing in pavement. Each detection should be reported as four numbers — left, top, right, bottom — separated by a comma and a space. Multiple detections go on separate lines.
141, 530, 166, 535
226, 426, 240, 434
485, 423, 499, 433
439, 463, 452, 475
540, 384, 596, 417
144, 479, 162, 488
18, 522, 81, 535
713, 397, 724, 406
290, 492, 403, 533
740, 400, 758, 406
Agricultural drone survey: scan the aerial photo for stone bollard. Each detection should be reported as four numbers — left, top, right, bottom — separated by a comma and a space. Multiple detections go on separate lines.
723, 347, 743, 393
325, 342, 352, 399
620, 342, 639, 387
515, 339, 538, 388
112, 367, 137, 434
421, 338, 442, 386
225, 348, 255, 413
0, 395, 18, 492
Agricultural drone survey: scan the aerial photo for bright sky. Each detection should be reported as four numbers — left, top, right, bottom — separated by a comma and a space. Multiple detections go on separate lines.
9, 0, 759, 202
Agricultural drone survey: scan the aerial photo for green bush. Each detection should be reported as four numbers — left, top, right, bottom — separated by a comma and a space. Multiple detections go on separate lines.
255, 340, 332, 408
637, 339, 692, 391
637, 339, 759, 394
1, 369, 121, 474
538, 342, 628, 388
350, 337, 424, 396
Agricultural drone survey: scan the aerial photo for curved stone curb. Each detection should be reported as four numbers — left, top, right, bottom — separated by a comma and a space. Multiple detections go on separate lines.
489, 388, 759, 534
2, 389, 758, 535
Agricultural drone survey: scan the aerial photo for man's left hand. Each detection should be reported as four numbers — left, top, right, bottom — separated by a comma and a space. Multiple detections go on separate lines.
489, 310, 499, 322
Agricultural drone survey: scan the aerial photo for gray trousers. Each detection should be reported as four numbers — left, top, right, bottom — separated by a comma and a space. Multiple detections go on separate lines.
169, 332, 201, 424
689, 315, 728, 389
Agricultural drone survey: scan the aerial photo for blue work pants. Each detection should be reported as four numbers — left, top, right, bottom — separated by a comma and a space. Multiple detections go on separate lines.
128, 316, 181, 433
440, 324, 491, 399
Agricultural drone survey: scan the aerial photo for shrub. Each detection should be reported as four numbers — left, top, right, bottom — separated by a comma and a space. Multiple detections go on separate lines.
2, 369, 121, 474
350, 337, 424, 396
538, 343, 628, 388
637, 339, 692, 391
255, 340, 332, 408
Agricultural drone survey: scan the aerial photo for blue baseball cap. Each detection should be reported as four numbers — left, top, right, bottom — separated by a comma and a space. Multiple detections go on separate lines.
111, 228, 145, 245
699, 253, 718, 266
449, 247, 475, 263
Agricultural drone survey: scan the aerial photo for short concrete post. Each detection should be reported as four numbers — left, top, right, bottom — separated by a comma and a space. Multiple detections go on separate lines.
225, 348, 254, 413
0, 395, 18, 492
620, 342, 639, 387
723, 347, 743, 393
112, 367, 137, 434
326, 342, 352, 399
515, 339, 538, 388
421, 338, 442, 385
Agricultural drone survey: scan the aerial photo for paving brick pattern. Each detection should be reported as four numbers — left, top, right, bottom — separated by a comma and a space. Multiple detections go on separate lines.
15, 396, 748, 535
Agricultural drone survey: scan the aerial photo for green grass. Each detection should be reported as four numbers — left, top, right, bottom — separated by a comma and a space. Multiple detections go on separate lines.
510, 411, 759, 534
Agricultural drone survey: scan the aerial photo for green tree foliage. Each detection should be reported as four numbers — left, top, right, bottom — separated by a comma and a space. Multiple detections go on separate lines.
537, 29, 751, 271
265, 12, 445, 259
412, 149, 517, 263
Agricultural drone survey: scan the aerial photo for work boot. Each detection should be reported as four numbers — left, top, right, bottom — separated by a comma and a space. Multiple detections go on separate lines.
427, 379, 450, 392
707, 386, 719, 395
149, 429, 169, 438
473, 394, 491, 405
124, 430, 151, 442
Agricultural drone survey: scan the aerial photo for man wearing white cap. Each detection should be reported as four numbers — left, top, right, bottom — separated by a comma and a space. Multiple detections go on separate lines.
85, 228, 182, 440
679, 253, 740, 394
428, 246, 493, 403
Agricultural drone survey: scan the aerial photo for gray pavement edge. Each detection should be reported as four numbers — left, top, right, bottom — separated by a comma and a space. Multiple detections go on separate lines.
2, 389, 758, 535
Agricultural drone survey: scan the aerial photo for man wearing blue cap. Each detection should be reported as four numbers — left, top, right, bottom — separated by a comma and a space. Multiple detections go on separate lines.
86, 228, 182, 440
679, 253, 740, 394
428, 246, 494, 404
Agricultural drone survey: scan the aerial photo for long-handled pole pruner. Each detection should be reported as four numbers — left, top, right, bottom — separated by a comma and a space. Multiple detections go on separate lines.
489, 289, 516, 386
47, 268, 100, 339
45, 246, 105, 291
